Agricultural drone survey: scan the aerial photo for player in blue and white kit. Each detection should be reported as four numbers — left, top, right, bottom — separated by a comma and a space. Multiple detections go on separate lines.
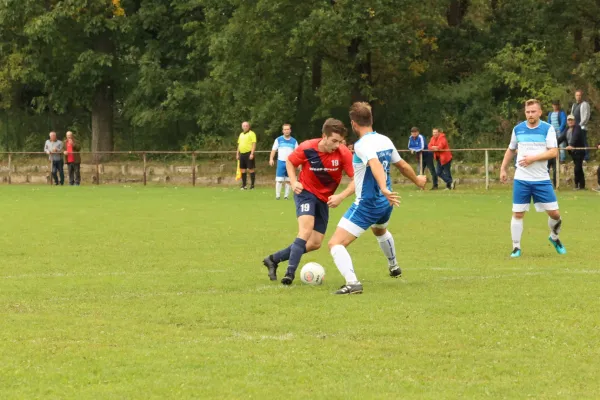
500, 99, 566, 258
327, 102, 426, 294
269, 123, 298, 200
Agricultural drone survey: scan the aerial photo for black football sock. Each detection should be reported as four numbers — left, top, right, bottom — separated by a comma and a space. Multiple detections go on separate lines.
242, 173, 247, 187
272, 246, 292, 263
250, 172, 256, 186
286, 238, 307, 276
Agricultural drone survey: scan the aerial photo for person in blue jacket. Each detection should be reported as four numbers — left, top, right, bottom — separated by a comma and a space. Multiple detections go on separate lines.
547, 100, 567, 187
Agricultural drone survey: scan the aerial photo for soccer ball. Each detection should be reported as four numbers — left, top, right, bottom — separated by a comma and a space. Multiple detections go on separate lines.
300, 262, 325, 285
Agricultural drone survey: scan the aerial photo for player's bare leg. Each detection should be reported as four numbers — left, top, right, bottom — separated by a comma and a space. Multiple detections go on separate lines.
328, 227, 362, 294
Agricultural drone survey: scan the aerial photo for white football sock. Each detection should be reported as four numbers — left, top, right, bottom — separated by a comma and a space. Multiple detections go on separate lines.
548, 217, 561, 240
511, 217, 523, 249
284, 182, 291, 198
376, 231, 398, 267
330, 244, 359, 284
275, 181, 282, 198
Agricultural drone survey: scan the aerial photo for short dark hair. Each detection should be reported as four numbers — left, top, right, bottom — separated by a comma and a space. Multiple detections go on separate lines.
552, 100, 560, 106
575, 89, 584, 95
410, 127, 419, 133
349, 102, 373, 127
282, 123, 291, 129
322, 118, 347, 137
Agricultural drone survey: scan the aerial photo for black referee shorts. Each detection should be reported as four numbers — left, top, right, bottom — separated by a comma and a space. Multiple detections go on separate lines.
239, 152, 255, 170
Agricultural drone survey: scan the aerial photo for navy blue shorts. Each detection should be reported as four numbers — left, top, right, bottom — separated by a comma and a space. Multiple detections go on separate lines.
294, 190, 329, 234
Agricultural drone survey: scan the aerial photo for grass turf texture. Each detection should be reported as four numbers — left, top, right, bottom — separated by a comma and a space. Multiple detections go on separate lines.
1, 185, 599, 399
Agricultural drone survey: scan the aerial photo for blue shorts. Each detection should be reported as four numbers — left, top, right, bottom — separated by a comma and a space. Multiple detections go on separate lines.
338, 202, 393, 237
276, 160, 289, 181
294, 190, 329, 234
512, 179, 558, 212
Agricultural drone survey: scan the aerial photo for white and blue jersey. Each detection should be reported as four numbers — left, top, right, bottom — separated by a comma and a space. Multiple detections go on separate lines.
509, 121, 559, 212
338, 132, 402, 237
272, 136, 298, 180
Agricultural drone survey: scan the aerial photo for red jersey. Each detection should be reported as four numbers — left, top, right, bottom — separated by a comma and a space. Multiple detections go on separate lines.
66, 141, 75, 163
287, 139, 354, 202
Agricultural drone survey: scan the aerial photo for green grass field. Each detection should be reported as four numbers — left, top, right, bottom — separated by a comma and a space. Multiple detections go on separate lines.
1, 185, 600, 399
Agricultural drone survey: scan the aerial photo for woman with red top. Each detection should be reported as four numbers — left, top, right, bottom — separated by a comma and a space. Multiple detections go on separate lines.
428, 128, 456, 190
63, 131, 81, 186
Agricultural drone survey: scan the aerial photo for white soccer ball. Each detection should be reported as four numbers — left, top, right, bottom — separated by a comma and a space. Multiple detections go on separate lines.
300, 262, 326, 285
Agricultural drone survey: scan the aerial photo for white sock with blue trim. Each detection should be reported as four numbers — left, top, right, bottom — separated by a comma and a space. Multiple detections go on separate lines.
511, 217, 523, 249
275, 181, 282, 198
331, 245, 359, 284
376, 231, 398, 267
284, 182, 291, 198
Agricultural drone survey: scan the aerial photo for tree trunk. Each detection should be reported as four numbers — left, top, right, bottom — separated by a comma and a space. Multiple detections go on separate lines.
91, 84, 113, 161
348, 38, 371, 103
447, 0, 469, 27
311, 53, 322, 93
91, 33, 114, 161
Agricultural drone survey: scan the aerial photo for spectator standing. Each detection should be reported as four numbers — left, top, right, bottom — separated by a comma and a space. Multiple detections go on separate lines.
63, 131, 81, 186
408, 127, 438, 189
570, 89, 591, 161
428, 128, 456, 190
44, 131, 64, 186
558, 115, 586, 190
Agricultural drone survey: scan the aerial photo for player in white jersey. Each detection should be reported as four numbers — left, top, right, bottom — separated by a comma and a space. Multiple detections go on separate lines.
327, 102, 426, 294
269, 124, 298, 199
500, 99, 566, 258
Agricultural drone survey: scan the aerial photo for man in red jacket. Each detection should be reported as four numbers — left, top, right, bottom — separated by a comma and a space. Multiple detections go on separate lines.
428, 128, 457, 190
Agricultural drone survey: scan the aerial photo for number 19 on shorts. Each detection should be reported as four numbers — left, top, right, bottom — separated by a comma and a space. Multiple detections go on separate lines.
300, 203, 310, 212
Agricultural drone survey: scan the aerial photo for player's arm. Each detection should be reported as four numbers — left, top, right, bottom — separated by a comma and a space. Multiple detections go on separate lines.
269, 139, 278, 167
500, 129, 519, 183
236, 135, 240, 160
393, 159, 426, 189
286, 158, 303, 194
327, 179, 355, 208
250, 141, 256, 160
367, 158, 399, 207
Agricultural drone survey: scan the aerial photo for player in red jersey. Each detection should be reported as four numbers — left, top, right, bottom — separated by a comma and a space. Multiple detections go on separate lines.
263, 118, 355, 285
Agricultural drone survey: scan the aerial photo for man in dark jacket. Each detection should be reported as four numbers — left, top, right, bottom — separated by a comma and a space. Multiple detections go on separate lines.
558, 115, 586, 190
63, 131, 81, 186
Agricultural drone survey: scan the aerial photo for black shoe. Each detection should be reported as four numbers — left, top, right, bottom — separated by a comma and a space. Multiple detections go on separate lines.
389, 265, 402, 278
250, 185, 255, 190
430, 186, 438, 190
262, 256, 278, 281
240, 186, 247, 190
281, 273, 294, 285
334, 283, 363, 294
284, 197, 289, 200
276, 197, 280, 200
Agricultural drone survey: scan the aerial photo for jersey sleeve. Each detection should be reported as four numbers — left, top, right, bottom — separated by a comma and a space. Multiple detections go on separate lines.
508, 129, 518, 150
287, 143, 306, 167
340, 146, 354, 178
250, 132, 257, 143
546, 126, 558, 148
391, 148, 402, 163
354, 140, 378, 165
294, 140, 298, 149
237, 133, 242, 144
272, 139, 279, 151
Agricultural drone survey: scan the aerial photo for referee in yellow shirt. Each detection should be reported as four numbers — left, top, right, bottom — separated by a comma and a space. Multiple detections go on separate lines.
236, 121, 257, 189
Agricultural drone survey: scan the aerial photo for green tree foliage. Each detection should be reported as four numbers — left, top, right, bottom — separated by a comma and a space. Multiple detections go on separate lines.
0, 0, 598, 151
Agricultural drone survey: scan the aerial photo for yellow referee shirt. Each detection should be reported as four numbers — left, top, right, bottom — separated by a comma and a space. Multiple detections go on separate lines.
238, 130, 257, 153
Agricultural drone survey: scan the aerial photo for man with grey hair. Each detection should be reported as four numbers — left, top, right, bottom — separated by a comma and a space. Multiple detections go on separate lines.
570, 89, 591, 161
44, 131, 64, 185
